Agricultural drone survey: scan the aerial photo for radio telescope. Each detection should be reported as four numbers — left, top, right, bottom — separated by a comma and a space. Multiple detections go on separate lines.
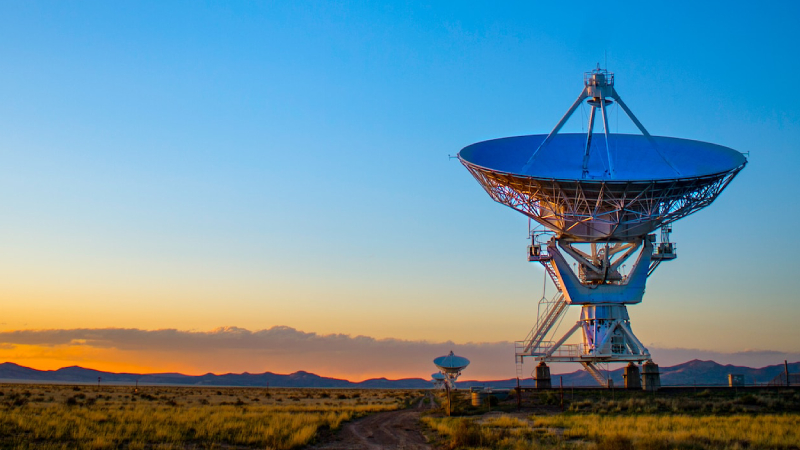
431, 372, 446, 389
434, 351, 470, 415
434, 351, 470, 388
458, 67, 746, 387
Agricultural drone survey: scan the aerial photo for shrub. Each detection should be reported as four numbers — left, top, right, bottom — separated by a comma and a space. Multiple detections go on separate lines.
540, 390, 560, 406
593, 435, 634, 450
696, 389, 712, 398
449, 420, 483, 449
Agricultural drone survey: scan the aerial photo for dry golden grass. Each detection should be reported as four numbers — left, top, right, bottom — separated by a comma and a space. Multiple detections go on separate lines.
536, 414, 800, 449
424, 410, 800, 449
422, 416, 552, 450
0, 384, 419, 449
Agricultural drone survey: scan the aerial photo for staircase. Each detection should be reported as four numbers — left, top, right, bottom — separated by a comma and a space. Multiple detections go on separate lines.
519, 292, 568, 356
516, 243, 566, 378
582, 362, 608, 386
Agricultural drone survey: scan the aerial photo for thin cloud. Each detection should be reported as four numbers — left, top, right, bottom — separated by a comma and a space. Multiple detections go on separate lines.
0, 326, 495, 353
0, 327, 796, 380
0, 326, 512, 379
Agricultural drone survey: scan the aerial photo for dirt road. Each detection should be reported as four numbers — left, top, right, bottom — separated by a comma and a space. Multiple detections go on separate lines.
307, 395, 434, 450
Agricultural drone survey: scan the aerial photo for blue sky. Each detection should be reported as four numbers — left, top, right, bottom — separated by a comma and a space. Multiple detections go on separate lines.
0, 1, 797, 378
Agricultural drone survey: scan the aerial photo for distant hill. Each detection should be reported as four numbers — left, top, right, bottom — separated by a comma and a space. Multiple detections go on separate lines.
0, 360, 797, 388
0, 362, 431, 388
457, 360, 800, 388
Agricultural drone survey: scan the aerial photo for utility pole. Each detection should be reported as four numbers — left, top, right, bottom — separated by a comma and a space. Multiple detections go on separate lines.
786, 360, 791, 387
445, 383, 451, 416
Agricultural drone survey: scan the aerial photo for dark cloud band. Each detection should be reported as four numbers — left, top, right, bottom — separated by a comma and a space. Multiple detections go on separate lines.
0, 327, 796, 379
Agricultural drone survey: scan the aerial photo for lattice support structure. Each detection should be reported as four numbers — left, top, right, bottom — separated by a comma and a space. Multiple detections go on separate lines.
516, 235, 671, 386
463, 163, 744, 242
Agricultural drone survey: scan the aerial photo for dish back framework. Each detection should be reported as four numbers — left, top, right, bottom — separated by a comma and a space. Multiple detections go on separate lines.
457, 67, 746, 387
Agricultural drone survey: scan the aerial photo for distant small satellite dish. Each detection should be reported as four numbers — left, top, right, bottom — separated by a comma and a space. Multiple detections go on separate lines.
431, 372, 446, 388
434, 351, 470, 374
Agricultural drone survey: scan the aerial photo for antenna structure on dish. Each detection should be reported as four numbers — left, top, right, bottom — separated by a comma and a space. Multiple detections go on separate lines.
457, 67, 746, 388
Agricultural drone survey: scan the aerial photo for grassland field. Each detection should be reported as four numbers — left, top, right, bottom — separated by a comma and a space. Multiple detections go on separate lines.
0, 383, 422, 450
2, 383, 800, 450
422, 387, 800, 450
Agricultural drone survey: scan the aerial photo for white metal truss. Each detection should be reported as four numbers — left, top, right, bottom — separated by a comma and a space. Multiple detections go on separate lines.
439, 371, 462, 391
463, 163, 744, 242
582, 362, 609, 386
516, 233, 674, 385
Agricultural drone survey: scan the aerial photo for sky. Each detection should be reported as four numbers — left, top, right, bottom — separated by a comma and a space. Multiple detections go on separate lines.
0, 1, 798, 381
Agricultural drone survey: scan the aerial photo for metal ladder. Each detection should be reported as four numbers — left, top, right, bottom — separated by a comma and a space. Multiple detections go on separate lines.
516, 239, 565, 382
582, 362, 608, 386
515, 358, 525, 380
522, 292, 568, 355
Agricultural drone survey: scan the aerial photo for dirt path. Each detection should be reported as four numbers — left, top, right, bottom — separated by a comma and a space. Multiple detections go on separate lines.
307, 394, 434, 450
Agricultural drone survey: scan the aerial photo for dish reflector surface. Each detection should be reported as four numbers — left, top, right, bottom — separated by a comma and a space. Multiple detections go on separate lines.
434, 351, 470, 373
459, 134, 745, 181
458, 133, 746, 241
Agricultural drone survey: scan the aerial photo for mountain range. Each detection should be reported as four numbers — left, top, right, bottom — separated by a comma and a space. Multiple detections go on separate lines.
0, 360, 796, 388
